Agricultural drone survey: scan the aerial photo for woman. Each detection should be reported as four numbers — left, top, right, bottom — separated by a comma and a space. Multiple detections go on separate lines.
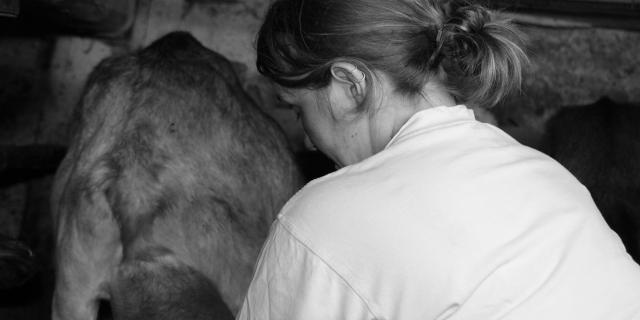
238, 0, 640, 319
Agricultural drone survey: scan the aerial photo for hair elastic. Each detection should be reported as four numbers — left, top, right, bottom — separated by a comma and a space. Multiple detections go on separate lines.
436, 27, 443, 43
427, 27, 446, 69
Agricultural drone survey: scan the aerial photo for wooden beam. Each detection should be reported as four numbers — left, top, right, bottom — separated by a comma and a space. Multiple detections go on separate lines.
477, 0, 640, 30
478, 0, 640, 17
17, 0, 137, 37
0, 0, 19, 18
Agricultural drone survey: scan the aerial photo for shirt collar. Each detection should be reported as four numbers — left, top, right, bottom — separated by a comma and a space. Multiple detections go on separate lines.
384, 105, 476, 150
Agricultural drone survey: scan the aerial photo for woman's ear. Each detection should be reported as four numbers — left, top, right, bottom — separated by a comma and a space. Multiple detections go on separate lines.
330, 62, 367, 104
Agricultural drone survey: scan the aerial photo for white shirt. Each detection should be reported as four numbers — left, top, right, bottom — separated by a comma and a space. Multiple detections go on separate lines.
237, 105, 640, 320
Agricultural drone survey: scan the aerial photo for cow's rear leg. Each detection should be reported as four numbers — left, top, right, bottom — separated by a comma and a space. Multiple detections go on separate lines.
52, 194, 121, 320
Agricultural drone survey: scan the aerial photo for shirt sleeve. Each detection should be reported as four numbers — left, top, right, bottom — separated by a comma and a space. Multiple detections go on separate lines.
236, 221, 377, 320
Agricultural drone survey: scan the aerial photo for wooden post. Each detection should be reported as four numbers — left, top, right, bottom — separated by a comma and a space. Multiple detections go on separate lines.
20, 0, 137, 37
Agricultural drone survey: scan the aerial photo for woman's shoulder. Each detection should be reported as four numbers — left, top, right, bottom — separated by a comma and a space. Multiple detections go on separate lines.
275, 157, 403, 244
278, 167, 361, 224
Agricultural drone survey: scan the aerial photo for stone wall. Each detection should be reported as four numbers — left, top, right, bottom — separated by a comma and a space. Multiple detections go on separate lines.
495, 25, 640, 144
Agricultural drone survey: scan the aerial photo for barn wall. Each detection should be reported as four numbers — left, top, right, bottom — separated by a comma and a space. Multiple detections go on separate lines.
496, 25, 640, 144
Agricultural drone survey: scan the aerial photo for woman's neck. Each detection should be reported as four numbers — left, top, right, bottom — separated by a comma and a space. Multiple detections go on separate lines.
369, 81, 456, 153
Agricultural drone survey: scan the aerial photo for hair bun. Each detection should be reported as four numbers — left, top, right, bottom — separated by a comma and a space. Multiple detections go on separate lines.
446, 3, 492, 34
441, 4, 492, 63
438, 2, 528, 108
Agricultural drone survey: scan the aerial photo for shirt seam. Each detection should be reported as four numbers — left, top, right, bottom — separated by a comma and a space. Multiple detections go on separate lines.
276, 218, 381, 319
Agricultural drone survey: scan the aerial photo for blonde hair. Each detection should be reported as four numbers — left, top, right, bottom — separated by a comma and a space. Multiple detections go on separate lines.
257, 0, 529, 108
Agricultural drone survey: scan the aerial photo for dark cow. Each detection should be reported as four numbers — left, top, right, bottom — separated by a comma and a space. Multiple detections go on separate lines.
51, 31, 303, 320
541, 97, 640, 263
